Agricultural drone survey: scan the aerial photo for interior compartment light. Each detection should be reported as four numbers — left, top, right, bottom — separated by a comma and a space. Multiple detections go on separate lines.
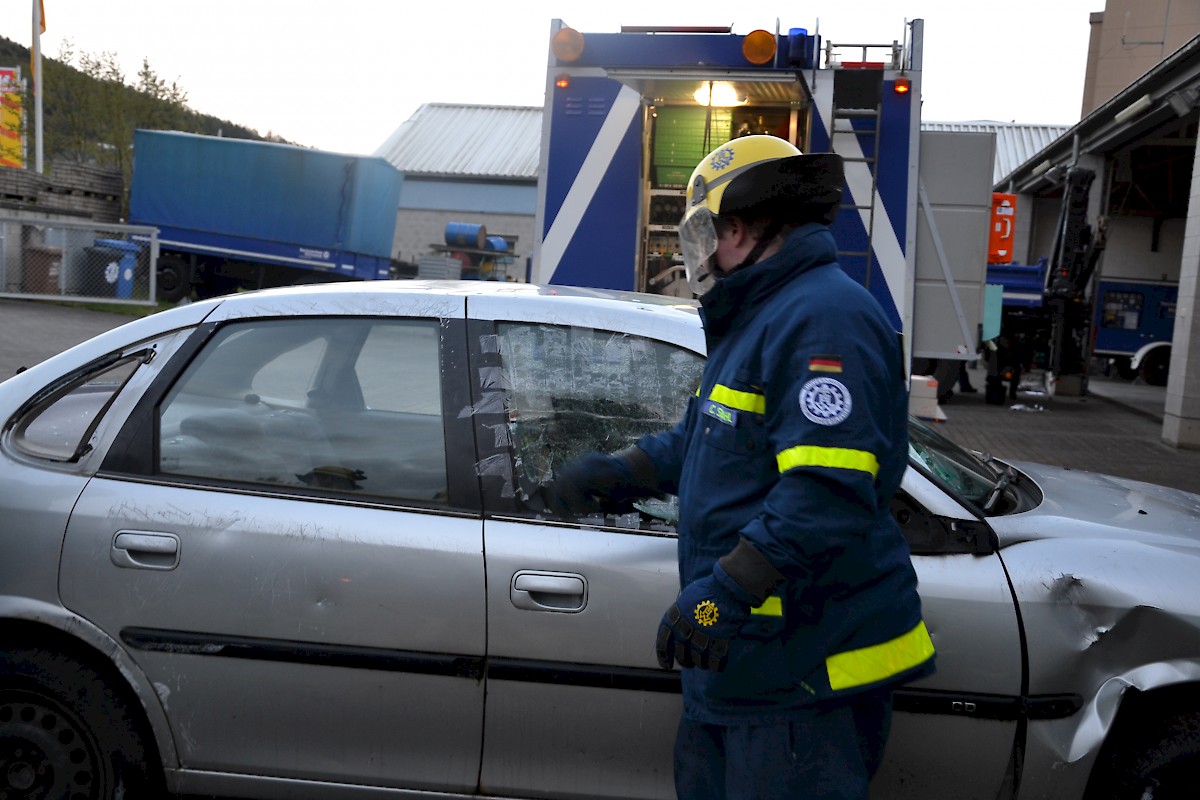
694, 82, 745, 107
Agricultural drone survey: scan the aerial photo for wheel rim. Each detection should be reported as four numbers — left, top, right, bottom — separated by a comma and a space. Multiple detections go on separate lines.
0, 692, 102, 800
159, 269, 179, 293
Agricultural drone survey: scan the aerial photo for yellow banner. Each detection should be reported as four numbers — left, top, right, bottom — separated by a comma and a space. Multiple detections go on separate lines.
1, 91, 24, 168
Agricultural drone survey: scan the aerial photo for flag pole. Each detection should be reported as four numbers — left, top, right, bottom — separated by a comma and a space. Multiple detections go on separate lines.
32, 0, 43, 174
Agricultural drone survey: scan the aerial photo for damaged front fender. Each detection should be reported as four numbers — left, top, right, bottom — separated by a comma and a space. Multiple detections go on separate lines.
993, 537, 1200, 798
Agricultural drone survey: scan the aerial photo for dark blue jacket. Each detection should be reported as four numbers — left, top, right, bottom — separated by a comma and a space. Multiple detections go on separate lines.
638, 223, 935, 724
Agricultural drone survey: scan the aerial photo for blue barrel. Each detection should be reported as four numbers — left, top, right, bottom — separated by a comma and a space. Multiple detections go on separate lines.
484, 236, 509, 252
445, 222, 487, 249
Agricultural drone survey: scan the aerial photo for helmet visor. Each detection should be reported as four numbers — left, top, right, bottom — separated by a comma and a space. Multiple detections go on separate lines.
679, 205, 720, 296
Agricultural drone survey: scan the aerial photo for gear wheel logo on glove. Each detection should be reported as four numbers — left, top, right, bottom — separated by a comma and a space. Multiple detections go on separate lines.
693, 599, 720, 627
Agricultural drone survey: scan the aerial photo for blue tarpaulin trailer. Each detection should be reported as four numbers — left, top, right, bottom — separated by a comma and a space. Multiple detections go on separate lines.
129, 130, 401, 301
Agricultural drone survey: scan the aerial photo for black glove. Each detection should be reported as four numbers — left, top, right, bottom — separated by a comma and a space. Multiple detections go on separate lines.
655, 572, 747, 672
656, 537, 786, 672
544, 446, 657, 518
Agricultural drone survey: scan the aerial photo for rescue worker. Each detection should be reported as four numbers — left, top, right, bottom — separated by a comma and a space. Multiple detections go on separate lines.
547, 135, 935, 800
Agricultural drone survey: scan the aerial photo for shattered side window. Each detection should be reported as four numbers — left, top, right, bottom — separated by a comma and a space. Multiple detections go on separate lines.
495, 322, 703, 519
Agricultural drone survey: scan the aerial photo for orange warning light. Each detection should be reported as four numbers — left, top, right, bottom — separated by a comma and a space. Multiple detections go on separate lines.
551, 27, 585, 63
555, 74, 570, 90
893, 77, 912, 95
743, 30, 776, 65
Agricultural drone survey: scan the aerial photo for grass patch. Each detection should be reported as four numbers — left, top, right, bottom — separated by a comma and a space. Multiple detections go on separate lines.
47, 299, 175, 318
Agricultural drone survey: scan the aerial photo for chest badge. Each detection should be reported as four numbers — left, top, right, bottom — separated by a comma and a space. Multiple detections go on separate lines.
800, 377, 852, 426
703, 400, 739, 426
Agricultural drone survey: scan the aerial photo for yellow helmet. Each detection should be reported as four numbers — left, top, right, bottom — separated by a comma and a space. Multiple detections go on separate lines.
685, 134, 844, 221
686, 135, 802, 215
679, 135, 844, 296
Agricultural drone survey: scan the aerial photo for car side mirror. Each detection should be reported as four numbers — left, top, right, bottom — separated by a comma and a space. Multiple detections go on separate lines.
891, 492, 997, 556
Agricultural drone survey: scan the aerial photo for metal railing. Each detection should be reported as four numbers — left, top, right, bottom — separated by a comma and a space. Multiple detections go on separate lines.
0, 215, 158, 306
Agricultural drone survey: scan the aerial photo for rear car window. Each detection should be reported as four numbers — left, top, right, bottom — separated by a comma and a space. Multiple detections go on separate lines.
158, 318, 449, 503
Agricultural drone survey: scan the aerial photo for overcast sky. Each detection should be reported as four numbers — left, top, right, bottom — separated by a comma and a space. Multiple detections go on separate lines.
1, 0, 1100, 155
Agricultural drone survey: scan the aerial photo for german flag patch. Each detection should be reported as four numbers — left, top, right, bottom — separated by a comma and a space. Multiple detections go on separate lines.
808, 354, 843, 373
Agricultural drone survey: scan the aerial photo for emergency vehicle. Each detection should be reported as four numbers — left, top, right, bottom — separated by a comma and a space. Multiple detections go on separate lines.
533, 19, 994, 377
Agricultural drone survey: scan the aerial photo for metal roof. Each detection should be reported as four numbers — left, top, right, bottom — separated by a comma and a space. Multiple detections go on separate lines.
920, 121, 1073, 185
374, 104, 542, 181
374, 103, 1072, 188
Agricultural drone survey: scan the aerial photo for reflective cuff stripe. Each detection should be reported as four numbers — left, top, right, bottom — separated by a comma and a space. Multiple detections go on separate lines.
708, 384, 765, 414
826, 621, 936, 691
750, 596, 782, 617
776, 445, 879, 478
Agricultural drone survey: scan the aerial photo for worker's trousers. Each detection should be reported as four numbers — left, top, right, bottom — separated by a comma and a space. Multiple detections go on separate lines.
673, 690, 892, 800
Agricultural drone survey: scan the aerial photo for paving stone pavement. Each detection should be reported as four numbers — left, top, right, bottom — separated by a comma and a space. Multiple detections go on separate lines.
4, 298, 1200, 497
932, 366, 1200, 496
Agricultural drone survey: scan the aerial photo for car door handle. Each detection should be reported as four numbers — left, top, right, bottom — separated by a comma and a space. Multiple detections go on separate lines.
510, 571, 587, 612
111, 531, 180, 570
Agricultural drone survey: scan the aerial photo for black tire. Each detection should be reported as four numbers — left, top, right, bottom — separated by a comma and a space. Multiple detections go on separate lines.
1112, 356, 1139, 381
0, 646, 159, 798
1092, 711, 1200, 799
1140, 348, 1171, 387
156, 255, 192, 303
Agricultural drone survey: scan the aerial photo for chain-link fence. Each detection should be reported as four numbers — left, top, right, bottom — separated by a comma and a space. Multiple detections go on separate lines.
0, 215, 159, 306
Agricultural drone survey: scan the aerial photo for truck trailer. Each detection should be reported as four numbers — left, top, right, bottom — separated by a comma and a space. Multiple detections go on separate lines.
129, 130, 402, 301
534, 19, 995, 381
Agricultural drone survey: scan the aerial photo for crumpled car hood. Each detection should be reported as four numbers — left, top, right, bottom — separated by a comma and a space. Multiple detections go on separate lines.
992, 460, 1200, 547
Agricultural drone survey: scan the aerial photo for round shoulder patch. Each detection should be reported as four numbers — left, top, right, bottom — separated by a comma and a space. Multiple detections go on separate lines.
799, 377, 853, 426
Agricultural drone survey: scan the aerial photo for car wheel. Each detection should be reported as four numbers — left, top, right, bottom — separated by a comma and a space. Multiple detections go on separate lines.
1111, 356, 1139, 381
1098, 711, 1200, 799
1139, 348, 1170, 387
156, 255, 192, 303
0, 646, 158, 798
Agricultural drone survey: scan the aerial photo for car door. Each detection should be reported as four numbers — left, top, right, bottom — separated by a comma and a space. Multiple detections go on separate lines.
466, 296, 1026, 800
469, 300, 703, 800
59, 304, 486, 792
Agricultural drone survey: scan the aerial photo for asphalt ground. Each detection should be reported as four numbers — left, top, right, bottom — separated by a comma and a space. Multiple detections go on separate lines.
4, 297, 1199, 496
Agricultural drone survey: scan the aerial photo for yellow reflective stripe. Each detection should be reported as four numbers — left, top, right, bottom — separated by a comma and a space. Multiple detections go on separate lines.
826, 621, 936, 691
709, 384, 765, 414
776, 445, 879, 478
750, 596, 783, 617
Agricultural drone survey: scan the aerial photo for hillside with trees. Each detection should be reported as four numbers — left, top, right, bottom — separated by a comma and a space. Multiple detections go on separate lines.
0, 35, 295, 207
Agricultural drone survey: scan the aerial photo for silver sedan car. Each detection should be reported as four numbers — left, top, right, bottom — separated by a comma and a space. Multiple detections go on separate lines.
1, 281, 1197, 800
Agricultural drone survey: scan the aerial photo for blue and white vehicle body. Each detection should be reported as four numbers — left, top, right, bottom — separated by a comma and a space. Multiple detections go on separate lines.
534, 19, 992, 369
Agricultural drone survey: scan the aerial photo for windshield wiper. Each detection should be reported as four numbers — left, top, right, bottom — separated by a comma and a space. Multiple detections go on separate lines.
971, 448, 999, 465
982, 464, 1018, 513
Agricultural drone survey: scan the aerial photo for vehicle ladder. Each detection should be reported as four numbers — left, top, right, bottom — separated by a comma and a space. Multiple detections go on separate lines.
828, 66, 886, 291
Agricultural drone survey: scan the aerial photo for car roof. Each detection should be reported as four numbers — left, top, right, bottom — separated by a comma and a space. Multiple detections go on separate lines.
0, 282, 704, 399
208, 280, 700, 314
199, 281, 704, 348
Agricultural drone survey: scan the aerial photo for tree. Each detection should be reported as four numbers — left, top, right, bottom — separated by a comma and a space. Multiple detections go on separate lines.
46, 41, 191, 184
0, 34, 282, 213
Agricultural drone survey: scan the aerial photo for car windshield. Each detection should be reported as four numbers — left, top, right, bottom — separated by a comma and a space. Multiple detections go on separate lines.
908, 417, 1006, 507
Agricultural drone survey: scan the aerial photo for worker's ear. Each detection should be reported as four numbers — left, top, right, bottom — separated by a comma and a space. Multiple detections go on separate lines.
722, 216, 750, 246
